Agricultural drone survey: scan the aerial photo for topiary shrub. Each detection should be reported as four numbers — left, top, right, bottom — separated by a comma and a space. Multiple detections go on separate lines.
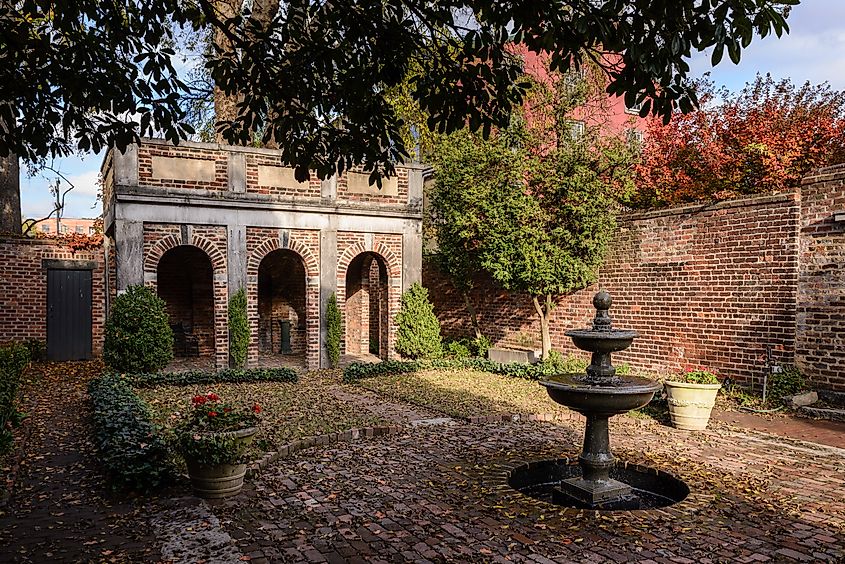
228, 288, 249, 369
104, 285, 174, 373
326, 293, 342, 368
394, 283, 442, 360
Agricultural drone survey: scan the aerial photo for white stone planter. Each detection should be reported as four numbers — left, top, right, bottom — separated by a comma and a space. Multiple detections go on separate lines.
664, 381, 721, 431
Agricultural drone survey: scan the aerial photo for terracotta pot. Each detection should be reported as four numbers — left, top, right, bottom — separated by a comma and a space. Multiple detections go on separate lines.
184, 426, 257, 499
664, 381, 721, 431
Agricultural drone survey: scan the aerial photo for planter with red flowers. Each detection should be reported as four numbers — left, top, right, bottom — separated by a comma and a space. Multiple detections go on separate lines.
175, 392, 263, 498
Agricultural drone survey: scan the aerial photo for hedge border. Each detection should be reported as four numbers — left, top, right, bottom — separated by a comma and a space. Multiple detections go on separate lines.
89, 367, 299, 493
124, 367, 298, 388
342, 357, 555, 384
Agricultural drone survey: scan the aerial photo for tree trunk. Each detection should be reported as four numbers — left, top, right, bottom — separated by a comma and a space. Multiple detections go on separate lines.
532, 294, 553, 360
213, 0, 242, 143
0, 152, 20, 234
462, 291, 482, 340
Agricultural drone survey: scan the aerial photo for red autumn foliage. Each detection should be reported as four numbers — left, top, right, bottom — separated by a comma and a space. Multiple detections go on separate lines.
632, 74, 845, 208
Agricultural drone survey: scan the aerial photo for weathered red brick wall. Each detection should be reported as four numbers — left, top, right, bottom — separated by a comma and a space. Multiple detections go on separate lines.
425, 191, 803, 390
138, 144, 229, 191
0, 238, 105, 354
796, 164, 845, 390
245, 153, 322, 199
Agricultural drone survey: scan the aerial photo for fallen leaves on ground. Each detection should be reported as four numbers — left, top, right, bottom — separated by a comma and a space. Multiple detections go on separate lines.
138, 371, 388, 451
357, 368, 571, 419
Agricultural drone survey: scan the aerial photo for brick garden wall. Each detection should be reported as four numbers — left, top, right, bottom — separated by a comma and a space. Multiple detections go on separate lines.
796, 164, 845, 390
0, 238, 105, 354
425, 190, 805, 391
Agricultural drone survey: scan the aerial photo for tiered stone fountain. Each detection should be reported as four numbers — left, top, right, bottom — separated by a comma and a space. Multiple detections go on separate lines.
508, 290, 689, 510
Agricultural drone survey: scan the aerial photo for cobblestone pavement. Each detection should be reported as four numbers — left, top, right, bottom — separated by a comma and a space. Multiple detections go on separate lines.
213, 417, 845, 563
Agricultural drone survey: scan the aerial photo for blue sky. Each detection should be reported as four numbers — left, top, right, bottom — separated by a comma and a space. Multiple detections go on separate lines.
20, 0, 845, 219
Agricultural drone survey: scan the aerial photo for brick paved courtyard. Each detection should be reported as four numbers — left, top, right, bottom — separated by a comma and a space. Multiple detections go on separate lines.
211, 417, 845, 563
2, 363, 844, 563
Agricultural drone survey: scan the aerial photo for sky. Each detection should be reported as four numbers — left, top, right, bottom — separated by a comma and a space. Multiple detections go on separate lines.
19, 0, 845, 220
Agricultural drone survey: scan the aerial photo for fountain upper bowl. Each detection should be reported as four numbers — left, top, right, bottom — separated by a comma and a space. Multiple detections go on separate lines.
540, 373, 661, 415
564, 329, 638, 354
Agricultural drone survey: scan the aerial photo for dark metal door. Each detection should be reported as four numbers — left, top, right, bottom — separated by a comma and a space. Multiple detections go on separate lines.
47, 269, 93, 361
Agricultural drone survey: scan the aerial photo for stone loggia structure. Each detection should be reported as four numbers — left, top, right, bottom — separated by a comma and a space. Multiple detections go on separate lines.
102, 139, 426, 369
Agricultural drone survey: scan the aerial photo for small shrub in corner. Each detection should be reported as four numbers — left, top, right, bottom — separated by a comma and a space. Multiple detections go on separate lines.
326, 293, 342, 368
228, 288, 250, 369
104, 285, 173, 373
395, 283, 442, 360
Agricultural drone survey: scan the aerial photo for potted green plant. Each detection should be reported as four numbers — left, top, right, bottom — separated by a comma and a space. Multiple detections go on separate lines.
175, 392, 262, 498
663, 369, 722, 431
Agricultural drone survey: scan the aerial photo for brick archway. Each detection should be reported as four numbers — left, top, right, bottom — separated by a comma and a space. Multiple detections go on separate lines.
144, 232, 229, 369
247, 238, 320, 369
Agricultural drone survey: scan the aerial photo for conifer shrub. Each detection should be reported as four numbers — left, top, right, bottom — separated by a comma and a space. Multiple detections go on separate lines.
103, 285, 173, 373
326, 293, 342, 368
228, 288, 249, 369
394, 283, 442, 360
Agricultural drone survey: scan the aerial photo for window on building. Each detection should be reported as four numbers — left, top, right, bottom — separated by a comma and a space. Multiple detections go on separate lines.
60, 224, 68, 234
625, 97, 644, 115
569, 120, 585, 140
41, 224, 50, 233
89, 226, 96, 235
75, 225, 85, 234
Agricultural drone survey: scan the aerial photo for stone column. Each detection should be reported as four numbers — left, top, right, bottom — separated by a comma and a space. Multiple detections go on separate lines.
114, 220, 144, 291
227, 224, 247, 296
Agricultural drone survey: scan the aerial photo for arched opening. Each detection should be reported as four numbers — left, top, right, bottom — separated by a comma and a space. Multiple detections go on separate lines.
345, 252, 389, 360
157, 245, 215, 359
257, 249, 307, 363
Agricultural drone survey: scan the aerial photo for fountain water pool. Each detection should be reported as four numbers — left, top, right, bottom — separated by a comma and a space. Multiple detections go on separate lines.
508, 290, 689, 510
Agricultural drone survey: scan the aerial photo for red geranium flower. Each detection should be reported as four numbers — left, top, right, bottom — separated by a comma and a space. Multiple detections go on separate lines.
206, 392, 220, 401
223, 407, 232, 413
208, 411, 218, 417
252, 404, 262, 414
192, 395, 207, 405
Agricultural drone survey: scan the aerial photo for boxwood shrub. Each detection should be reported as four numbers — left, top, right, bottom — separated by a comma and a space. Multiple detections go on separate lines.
88, 374, 172, 492
103, 285, 174, 373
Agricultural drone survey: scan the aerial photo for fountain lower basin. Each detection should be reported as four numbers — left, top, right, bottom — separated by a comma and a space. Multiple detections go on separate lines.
508, 458, 689, 510
541, 373, 661, 415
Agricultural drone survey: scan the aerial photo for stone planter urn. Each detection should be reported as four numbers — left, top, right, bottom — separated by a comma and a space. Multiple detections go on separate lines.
185, 427, 257, 499
664, 382, 721, 430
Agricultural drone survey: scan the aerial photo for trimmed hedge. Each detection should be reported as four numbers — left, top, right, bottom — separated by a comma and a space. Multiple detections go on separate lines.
124, 367, 299, 389
342, 357, 562, 383
88, 374, 172, 492
0, 343, 31, 453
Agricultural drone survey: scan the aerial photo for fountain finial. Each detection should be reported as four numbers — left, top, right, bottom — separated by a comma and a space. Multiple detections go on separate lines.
592, 289, 613, 332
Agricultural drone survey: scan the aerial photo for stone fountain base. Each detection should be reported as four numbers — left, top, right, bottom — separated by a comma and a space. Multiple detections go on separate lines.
509, 458, 688, 511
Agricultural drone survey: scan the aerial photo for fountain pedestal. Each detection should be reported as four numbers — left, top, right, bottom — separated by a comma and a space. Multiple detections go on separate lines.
540, 290, 661, 509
